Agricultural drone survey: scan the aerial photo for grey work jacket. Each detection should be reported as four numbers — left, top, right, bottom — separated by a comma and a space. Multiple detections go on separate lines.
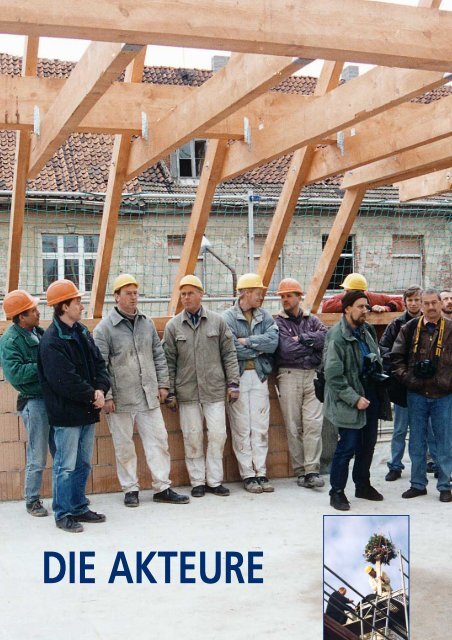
93, 307, 169, 412
163, 308, 240, 404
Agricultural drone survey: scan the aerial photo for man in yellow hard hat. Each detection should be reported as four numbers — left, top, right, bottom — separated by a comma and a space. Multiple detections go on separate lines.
275, 278, 327, 489
93, 274, 189, 507
223, 273, 279, 493
0, 290, 54, 517
38, 279, 110, 532
322, 273, 403, 313
365, 566, 391, 595
163, 274, 240, 498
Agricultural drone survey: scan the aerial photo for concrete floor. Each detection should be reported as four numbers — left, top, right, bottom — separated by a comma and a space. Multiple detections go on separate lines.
0, 440, 449, 640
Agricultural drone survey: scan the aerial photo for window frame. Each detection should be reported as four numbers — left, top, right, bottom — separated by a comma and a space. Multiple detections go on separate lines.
321, 233, 355, 291
41, 233, 99, 293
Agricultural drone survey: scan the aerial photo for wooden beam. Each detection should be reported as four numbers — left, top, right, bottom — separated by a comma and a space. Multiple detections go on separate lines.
220, 67, 448, 181
256, 61, 343, 288
27, 41, 145, 179
396, 168, 452, 201
167, 139, 228, 316
342, 137, 452, 189
304, 188, 367, 313
1, 0, 452, 70
5, 36, 39, 292
126, 54, 311, 180
89, 49, 146, 319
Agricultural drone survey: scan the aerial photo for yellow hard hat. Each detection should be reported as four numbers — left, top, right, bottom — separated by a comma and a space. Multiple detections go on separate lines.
277, 278, 303, 296
340, 273, 368, 291
237, 273, 266, 291
3, 289, 40, 319
179, 275, 204, 291
46, 279, 82, 306
364, 566, 374, 574
112, 274, 139, 294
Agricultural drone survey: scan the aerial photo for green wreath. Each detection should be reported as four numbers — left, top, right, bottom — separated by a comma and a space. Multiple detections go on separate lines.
363, 533, 397, 565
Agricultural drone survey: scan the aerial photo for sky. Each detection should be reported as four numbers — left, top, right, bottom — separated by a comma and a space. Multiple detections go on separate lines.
1, 0, 451, 74
323, 515, 409, 608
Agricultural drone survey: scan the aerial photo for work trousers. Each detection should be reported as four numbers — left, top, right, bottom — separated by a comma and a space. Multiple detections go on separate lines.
277, 368, 322, 476
107, 408, 171, 493
227, 370, 270, 479
179, 401, 227, 487
21, 398, 55, 503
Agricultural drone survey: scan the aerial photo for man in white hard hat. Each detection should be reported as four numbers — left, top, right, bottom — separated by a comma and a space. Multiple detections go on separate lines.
93, 274, 189, 507
223, 273, 279, 494
163, 275, 240, 498
322, 273, 403, 313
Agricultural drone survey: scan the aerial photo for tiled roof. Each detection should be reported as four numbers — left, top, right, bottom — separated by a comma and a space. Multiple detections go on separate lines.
0, 53, 450, 198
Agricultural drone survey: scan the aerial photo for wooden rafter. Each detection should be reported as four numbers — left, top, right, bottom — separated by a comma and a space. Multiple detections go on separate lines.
27, 41, 145, 179
89, 49, 146, 319
1, 0, 452, 71
5, 36, 39, 293
126, 54, 311, 180
396, 168, 452, 202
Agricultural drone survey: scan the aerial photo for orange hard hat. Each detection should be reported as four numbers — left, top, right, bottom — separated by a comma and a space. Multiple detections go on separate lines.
277, 278, 303, 296
2, 289, 40, 319
46, 279, 81, 306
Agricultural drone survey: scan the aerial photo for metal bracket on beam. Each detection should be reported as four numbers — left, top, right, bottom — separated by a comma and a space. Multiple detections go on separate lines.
244, 117, 251, 147
33, 106, 40, 136
141, 111, 149, 141
337, 131, 345, 157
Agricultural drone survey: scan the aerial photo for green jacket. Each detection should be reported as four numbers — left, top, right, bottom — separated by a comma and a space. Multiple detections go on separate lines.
323, 316, 390, 429
0, 324, 44, 398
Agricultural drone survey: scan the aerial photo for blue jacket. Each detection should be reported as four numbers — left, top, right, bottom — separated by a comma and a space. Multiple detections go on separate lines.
38, 316, 110, 427
223, 301, 279, 381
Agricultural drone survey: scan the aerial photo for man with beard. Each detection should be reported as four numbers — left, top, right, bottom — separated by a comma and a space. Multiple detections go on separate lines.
440, 289, 452, 319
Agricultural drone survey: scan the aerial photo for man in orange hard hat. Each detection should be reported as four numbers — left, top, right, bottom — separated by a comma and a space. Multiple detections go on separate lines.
38, 279, 110, 533
0, 290, 54, 517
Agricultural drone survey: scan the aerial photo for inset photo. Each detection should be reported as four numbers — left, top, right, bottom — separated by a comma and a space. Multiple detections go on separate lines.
323, 515, 409, 640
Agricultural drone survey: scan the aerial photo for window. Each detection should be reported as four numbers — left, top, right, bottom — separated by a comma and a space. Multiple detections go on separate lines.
392, 235, 423, 289
167, 235, 204, 291
42, 234, 99, 292
321, 234, 355, 290
171, 139, 206, 180
252, 235, 283, 293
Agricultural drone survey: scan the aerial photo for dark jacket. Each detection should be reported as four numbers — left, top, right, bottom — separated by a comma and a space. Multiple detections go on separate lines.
275, 311, 327, 370
38, 316, 110, 427
379, 310, 418, 371
325, 590, 354, 625
0, 324, 44, 398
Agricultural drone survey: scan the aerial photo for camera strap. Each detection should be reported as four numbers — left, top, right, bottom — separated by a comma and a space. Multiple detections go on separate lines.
412, 317, 445, 361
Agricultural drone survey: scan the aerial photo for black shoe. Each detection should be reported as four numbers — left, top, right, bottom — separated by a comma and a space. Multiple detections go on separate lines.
355, 486, 384, 501
153, 488, 190, 504
206, 484, 230, 497
426, 461, 437, 474
73, 509, 106, 523
56, 515, 84, 533
243, 477, 263, 494
439, 490, 452, 503
402, 487, 427, 499
124, 491, 139, 507
191, 485, 206, 498
330, 491, 350, 511
26, 499, 48, 517
385, 469, 402, 482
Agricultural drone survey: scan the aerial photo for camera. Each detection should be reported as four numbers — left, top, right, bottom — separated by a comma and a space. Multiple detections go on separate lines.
413, 359, 436, 379
362, 353, 390, 386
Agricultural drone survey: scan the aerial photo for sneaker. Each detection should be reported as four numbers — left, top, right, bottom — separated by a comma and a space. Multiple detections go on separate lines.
206, 484, 230, 497
385, 469, 402, 482
355, 486, 384, 501
256, 476, 274, 492
243, 477, 263, 494
191, 485, 206, 498
124, 491, 139, 507
56, 515, 84, 533
304, 473, 325, 488
439, 490, 452, 503
26, 499, 48, 517
330, 491, 350, 511
73, 509, 106, 523
402, 487, 427, 499
153, 488, 190, 504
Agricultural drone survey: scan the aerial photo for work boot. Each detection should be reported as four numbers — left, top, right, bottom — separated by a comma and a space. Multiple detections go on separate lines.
385, 469, 402, 482
153, 488, 190, 504
439, 490, 452, 503
402, 487, 427, 499
26, 499, 48, 517
329, 491, 350, 511
56, 515, 84, 533
206, 484, 230, 497
256, 476, 274, 492
355, 486, 384, 501
304, 473, 325, 488
73, 510, 106, 523
243, 477, 263, 494
191, 485, 206, 498
124, 491, 139, 507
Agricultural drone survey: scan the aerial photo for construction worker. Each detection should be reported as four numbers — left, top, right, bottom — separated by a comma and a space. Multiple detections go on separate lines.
275, 278, 327, 488
365, 566, 391, 595
163, 275, 240, 498
223, 273, 279, 493
440, 289, 452, 319
0, 290, 54, 517
93, 274, 189, 507
322, 273, 404, 313
38, 279, 110, 532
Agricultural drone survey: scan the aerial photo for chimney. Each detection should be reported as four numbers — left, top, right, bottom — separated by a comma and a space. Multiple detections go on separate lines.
211, 55, 230, 72
341, 65, 359, 82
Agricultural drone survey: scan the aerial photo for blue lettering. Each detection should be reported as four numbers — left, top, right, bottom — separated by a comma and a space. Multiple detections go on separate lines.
44, 551, 66, 584
108, 552, 133, 583
136, 552, 157, 583
225, 552, 245, 584
80, 551, 96, 584
158, 551, 177, 584
199, 551, 221, 584
248, 551, 263, 583
180, 551, 196, 583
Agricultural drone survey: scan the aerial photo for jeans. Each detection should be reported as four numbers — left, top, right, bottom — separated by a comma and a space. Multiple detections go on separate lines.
387, 404, 409, 471
52, 424, 95, 521
20, 398, 55, 503
330, 386, 379, 493
407, 392, 452, 492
